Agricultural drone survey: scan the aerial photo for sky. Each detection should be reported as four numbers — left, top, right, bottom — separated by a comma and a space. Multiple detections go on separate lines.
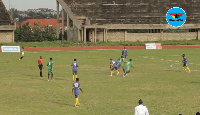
2, 0, 61, 11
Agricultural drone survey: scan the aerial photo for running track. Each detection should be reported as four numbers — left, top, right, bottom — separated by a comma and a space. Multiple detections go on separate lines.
1, 45, 200, 51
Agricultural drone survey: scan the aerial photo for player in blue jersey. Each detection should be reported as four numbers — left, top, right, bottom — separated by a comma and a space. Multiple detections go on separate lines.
182, 54, 190, 73
110, 58, 114, 76
71, 59, 79, 81
122, 47, 128, 59
72, 78, 83, 107
110, 58, 114, 69
110, 58, 119, 76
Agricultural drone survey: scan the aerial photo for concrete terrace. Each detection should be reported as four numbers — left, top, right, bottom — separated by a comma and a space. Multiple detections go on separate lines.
57, 0, 200, 42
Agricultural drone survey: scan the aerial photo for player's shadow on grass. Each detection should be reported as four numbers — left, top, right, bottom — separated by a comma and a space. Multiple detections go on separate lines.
27, 74, 38, 77
30, 77, 50, 81
190, 81, 200, 84
174, 70, 182, 72
165, 69, 182, 72
54, 77, 69, 81
52, 101, 72, 107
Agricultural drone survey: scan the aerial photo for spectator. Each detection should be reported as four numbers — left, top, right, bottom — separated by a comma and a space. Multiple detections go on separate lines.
134, 99, 149, 115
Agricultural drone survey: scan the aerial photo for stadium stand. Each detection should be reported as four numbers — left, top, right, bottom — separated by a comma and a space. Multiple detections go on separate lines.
63, 0, 200, 25
57, 0, 200, 42
0, 0, 13, 25
0, 0, 15, 43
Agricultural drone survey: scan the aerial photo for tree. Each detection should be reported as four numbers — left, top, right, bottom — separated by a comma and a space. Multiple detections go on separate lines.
15, 22, 57, 42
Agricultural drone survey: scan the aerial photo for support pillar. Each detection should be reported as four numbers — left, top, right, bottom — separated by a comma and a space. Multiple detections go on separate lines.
67, 14, 69, 28
124, 30, 127, 42
84, 27, 86, 43
62, 8, 64, 41
103, 29, 105, 42
94, 28, 97, 43
198, 29, 200, 40
78, 29, 81, 41
92, 29, 94, 43
105, 29, 107, 43
56, 1, 59, 40
161, 29, 164, 41
81, 27, 83, 42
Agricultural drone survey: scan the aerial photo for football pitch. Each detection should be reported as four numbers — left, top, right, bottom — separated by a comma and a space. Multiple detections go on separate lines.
0, 48, 200, 115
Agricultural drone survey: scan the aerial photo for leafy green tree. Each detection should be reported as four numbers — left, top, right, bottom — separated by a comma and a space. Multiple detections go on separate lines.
15, 22, 57, 42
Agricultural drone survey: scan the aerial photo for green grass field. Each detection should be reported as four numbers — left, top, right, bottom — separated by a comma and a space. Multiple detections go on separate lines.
0, 49, 200, 115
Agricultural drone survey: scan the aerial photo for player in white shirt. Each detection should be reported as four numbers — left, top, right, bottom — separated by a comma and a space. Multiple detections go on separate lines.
134, 99, 149, 115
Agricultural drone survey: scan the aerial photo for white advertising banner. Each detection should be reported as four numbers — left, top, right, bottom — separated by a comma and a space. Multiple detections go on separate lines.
145, 43, 156, 49
1, 46, 20, 52
145, 43, 162, 49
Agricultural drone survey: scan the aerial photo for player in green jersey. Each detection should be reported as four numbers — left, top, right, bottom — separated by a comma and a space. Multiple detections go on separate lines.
47, 58, 53, 81
19, 46, 25, 60
118, 56, 125, 73
123, 59, 134, 77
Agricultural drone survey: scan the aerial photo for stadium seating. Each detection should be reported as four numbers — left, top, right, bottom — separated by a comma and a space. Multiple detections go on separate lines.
0, 0, 13, 25
63, 0, 200, 25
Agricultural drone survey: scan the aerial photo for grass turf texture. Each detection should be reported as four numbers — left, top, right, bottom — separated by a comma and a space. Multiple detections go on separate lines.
1, 40, 200, 47
0, 49, 200, 115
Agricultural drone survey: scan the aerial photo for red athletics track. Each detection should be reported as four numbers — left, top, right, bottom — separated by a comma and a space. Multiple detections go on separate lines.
24, 46, 145, 51
24, 45, 200, 51
1, 45, 200, 51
